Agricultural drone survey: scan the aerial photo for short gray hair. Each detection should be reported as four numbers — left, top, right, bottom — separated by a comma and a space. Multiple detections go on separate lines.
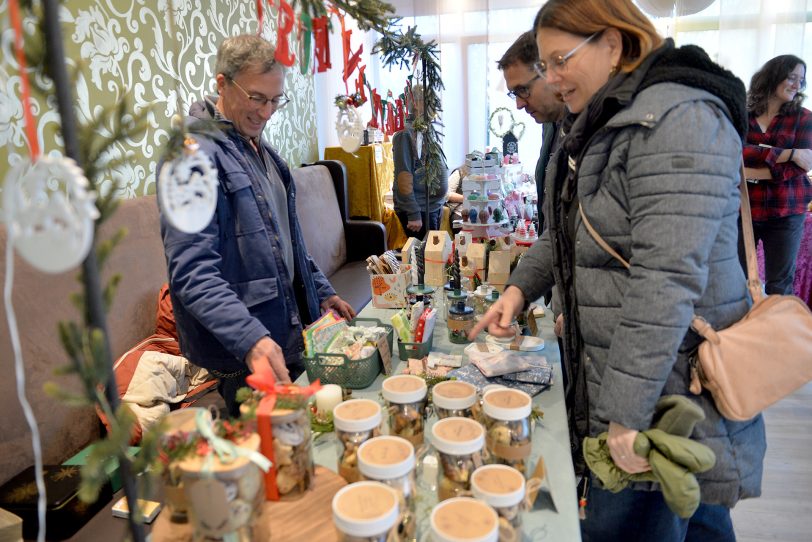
215, 35, 280, 80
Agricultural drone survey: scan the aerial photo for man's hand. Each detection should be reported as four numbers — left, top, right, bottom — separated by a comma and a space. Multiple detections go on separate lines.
246, 336, 291, 384
791, 148, 812, 171
468, 285, 525, 340
607, 421, 651, 474
554, 314, 564, 338
321, 295, 356, 320
406, 219, 423, 232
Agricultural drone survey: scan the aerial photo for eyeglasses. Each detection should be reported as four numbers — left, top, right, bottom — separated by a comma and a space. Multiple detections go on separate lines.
507, 75, 541, 100
534, 32, 599, 79
786, 75, 806, 89
229, 78, 290, 110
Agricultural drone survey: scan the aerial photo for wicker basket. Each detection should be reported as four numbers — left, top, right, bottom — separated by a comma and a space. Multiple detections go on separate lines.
302, 318, 394, 389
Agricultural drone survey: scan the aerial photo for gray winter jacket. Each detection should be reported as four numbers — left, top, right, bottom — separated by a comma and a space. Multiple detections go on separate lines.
508, 82, 766, 507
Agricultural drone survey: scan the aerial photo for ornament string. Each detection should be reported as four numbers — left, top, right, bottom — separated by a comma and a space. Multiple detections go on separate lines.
9, 0, 40, 159
6, 3, 46, 540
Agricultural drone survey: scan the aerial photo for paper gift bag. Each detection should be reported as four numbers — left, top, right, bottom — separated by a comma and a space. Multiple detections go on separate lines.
370, 265, 411, 308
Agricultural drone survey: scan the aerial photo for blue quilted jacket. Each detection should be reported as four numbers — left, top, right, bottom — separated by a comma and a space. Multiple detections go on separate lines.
158, 99, 335, 375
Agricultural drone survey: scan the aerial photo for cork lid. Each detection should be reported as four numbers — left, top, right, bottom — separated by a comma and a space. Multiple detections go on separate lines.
432, 381, 477, 410
382, 375, 427, 404
431, 417, 485, 455
333, 399, 382, 433
430, 497, 499, 542
332, 481, 399, 537
482, 388, 532, 421
358, 436, 415, 480
471, 465, 526, 508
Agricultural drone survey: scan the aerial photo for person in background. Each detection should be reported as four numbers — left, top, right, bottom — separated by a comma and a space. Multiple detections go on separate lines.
497, 30, 567, 233
445, 163, 470, 232
392, 85, 449, 239
743, 55, 812, 295
471, 1, 765, 541
159, 35, 354, 417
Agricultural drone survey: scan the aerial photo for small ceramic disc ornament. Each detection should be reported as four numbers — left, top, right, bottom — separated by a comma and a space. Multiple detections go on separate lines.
158, 137, 218, 234
336, 106, 363, 153
416, 131, 424, 159
2, 156, 98, 274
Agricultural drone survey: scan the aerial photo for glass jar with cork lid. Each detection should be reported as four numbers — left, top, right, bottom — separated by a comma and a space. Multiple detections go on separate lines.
471, 464, 526, 541
430, 417, 486, 501
431, 380, 479, 420
332, 481, 400, 542
382, 375, 428, 447
333, 399, 383, 484
429, 497, 499, 542
481, 388, 533, 476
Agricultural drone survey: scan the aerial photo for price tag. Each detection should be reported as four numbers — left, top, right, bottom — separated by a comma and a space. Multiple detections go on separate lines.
378, 335, 393, 375
374, 144, 384, 164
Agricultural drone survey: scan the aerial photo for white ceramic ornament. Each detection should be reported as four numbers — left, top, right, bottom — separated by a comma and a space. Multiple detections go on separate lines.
335, 105, 364, 153
416, 131, 424, 160
637, 0, 714, 17
2, 156, 98, 274
158, 137, 218, 234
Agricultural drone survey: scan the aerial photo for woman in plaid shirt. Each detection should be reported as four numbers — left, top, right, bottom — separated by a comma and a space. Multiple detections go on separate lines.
744, 55, 812, 295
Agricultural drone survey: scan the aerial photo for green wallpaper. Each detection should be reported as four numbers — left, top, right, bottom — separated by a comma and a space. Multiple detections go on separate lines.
0, 0, 318, 198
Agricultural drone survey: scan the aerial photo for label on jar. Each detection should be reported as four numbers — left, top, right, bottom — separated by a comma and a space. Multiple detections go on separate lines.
435, 418, 483, 443
485, 389, 531, 410
435, 381, 475, 400
335, 400, 379, 422
359, 438, 412, 466
434, 500, 497, 539
447, 318, 473, 332
335, 484, 396, 521
474, 467, 524, 495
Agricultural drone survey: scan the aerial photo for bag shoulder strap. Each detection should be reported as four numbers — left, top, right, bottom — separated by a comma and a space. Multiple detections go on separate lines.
578, 160, 764, 334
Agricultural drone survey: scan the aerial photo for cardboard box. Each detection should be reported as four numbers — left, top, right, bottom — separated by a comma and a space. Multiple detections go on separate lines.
370, 266, 411, 308
424, 230, 452, 287
488, 250, 512, 292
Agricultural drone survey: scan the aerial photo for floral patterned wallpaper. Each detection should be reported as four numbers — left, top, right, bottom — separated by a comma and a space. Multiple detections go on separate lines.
0, 0, 318, 199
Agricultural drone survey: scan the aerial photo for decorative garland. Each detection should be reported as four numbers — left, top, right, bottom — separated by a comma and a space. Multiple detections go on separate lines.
488, 107, 525, 141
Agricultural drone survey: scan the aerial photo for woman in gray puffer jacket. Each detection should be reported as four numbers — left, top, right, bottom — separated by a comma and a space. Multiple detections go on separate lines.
471, 1, 765, 541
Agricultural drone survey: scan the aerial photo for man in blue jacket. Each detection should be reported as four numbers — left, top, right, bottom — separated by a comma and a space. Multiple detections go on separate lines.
159, 34, 354, 416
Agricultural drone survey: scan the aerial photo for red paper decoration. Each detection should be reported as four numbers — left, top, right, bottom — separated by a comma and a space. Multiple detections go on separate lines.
356, 65, 367, 103
274, 0, 296, 67
336, 12, 363, 87
395, 98, 404, 132
312, 16, 331, 72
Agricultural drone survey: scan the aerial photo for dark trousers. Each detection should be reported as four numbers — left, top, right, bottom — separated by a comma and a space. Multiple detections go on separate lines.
396, 208, 442, 240
739, 213, 806, 295
582, 481, 736, 542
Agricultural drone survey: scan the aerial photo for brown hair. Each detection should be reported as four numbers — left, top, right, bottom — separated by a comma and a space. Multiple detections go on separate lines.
747, 55, 806, 116
533, 0, 663, 74
497, 31, 538, 71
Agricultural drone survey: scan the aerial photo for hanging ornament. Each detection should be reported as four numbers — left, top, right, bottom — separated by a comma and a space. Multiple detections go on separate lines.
416, 131, 424, 160
2, 157, 98, 274
335, 105, 364, 153
158, 137, 219, 234
637, 0, 714, 17
312, 16, 331, 72
274, 0, 296, 67
503, 130, 519, 157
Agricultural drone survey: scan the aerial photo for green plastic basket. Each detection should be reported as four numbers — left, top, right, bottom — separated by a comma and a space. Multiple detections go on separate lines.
396, 329, 434, 361
302, 318, 394, 389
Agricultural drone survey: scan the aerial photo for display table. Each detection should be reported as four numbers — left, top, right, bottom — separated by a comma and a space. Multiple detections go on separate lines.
324, 143, 394, 223
301, 303, 581, 542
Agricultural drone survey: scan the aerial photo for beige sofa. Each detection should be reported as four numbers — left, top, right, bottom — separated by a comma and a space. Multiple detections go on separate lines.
0, 160, 384, 486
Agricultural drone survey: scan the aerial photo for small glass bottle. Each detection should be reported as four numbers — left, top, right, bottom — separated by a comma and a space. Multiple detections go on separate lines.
471, 464, 526, 541
358, 436, 417, 542
481, 388, 533, 476
429, 497, 499, 542
431, 417, 485, 501
382, 375, 428, 447
333, 399, 383, 484
332, 481, 400, 542
445, 288, 469, 322
447, 300, 474, 344
471, 284, 495, 318
432, 381, 479, 420
406, 284, 436, 308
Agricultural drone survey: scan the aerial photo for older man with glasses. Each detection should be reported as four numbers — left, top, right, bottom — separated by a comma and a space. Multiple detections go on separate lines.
497, 30, 566, 233
159, 34, 354, 417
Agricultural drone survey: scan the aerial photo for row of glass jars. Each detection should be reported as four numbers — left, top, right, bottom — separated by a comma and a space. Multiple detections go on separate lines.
331, 375, 535, 541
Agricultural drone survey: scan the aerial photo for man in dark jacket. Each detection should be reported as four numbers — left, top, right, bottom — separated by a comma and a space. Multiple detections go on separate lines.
497, 30, 566, 233
159, 35, 354, 416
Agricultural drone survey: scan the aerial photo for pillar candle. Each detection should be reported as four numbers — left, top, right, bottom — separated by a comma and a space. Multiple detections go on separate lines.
315, 384, 343, 417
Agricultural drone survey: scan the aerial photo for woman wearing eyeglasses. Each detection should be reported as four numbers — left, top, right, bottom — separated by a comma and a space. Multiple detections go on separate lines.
743, 55, 812, 296
470, 1, 766, 540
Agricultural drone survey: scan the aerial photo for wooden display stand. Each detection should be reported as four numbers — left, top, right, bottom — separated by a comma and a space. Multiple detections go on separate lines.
151, 466, 346, 542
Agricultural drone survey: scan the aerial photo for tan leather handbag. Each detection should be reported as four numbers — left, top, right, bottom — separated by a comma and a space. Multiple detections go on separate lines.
579, 163, 812, 421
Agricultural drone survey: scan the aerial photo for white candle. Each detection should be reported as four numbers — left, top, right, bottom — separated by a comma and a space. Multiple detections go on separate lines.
315, 384, 343, 417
